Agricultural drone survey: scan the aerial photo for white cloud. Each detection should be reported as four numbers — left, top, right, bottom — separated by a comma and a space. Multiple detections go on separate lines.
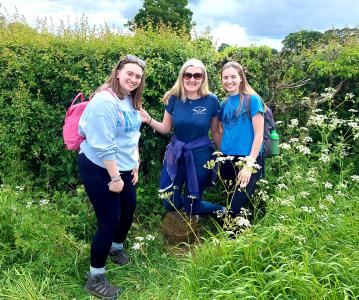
211, 23, 249, 47
210, 23, 283, 50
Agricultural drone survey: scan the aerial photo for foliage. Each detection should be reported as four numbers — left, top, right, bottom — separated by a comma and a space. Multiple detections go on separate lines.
127, 0, 194, 35
282, 30, 324, 53
0, 91, 358, 299
0, 19, 216, 190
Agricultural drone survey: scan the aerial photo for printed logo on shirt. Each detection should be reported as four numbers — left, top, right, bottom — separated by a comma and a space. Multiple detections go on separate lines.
117, 111, 141, 133
192, 106, 207, 115
223, 110, 248, 126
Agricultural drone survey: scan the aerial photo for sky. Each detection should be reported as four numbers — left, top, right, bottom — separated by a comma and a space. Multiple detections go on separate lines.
0, 0, 358, 50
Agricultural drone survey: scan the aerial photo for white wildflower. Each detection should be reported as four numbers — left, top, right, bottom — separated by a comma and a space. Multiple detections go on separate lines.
319, 154, 330, 163
275, 121, 284, 126
351, 175, 359, 182
294, 235, 306, 245
300, 127, 309, 131
296, 145, 311, 155
299, 191, 310, 197
277, 183, 288, 190
345, 93, 355, 99
319, 215, 328, 222
132, 243, 142, 250
146, 234, 155, 241
348, 122, 358, 129
279, 143, 291, 150
325, 194, 335, 204
308, 114, 327, 126
303, 136, 313, 143
300, 206, 316, 213
319, 204, 328, 210
324, 181, 333, 189
348, 109, 357, 113
307, 176, 317, 183
39, 199, 49, 206
158, 191, 173, 199
234, 216, 251, 228
135, 236, 145, 241
290, 119, 299, 126
289, 138, 299, 143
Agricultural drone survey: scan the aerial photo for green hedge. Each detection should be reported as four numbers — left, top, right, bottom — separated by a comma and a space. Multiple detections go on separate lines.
1, 21, 358, 192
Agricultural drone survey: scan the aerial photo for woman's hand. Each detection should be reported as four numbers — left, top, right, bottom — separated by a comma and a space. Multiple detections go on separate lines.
132, 167, 139, 185
108, 179, 124, 193
139, 108, 152, 124
237, 166, 252, 188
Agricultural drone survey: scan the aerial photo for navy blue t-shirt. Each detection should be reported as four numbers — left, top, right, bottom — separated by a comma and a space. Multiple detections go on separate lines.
165, 93, 220, 163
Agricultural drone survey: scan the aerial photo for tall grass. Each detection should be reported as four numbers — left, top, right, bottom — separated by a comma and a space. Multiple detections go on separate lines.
0, 90, 358, 299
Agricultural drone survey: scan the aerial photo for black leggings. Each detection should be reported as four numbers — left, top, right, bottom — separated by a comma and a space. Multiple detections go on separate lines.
78, 153, 136, 268
220, 155, 264, 216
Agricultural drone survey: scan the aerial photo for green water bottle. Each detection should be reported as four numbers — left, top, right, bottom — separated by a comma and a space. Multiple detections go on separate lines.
270, 130, 280, 156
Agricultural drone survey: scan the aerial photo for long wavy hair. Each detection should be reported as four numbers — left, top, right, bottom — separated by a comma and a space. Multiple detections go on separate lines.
97, 54, 146, 109
162, 58, 210, 104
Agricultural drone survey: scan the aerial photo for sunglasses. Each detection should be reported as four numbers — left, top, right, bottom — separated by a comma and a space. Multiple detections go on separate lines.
122, 54, 146, 67
183, 72, 203, 80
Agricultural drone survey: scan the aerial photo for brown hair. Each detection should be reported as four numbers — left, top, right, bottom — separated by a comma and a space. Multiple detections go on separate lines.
98, 54, 146, 109
221, 61, 266, 113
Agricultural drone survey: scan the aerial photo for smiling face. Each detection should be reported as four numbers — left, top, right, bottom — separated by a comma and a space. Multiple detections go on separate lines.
183, 66, 204, 97
117, 63, 143, 94
221, 67, 241, 95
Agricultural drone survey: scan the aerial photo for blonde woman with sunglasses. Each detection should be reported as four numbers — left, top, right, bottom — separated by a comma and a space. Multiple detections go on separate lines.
140, 58, 224, 217
78, 54, 146, 299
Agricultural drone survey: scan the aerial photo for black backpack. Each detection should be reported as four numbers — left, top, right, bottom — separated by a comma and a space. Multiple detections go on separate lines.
242, 94, 277, 158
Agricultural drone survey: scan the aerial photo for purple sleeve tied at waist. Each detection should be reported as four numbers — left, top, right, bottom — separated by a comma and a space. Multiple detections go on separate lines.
160, 135, 214, 198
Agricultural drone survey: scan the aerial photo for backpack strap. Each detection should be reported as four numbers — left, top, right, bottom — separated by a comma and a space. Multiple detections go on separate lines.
70, 93, 85, 106
243, 94, 252, 120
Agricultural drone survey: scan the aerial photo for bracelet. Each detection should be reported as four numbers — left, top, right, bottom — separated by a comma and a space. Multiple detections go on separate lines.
108, 174, 122, 186
148, 116, 152, 125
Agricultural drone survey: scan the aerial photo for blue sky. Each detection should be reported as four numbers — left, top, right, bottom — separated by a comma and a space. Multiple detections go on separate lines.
1, 0, 358, 50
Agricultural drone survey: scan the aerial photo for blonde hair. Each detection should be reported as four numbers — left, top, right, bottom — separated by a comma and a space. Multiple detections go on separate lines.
162, 58, 210, 104
221, 61, 266, 112
97, 54, 146, 109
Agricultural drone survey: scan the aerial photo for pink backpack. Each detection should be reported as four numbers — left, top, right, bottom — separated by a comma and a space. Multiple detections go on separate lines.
63, 92, 89, 151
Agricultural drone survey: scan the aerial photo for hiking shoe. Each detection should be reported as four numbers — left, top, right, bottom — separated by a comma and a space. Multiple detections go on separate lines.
85, 272, 123, 299
109, 249, 130, 266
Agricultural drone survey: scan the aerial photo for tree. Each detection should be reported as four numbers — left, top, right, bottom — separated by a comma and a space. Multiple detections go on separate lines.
127, 0, 194, 34
218, 43, 230, 52
282, 30, 324, 53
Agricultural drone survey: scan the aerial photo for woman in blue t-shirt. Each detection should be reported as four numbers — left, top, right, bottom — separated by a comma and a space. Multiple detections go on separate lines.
140, 58, 224, 216
219, 61, 265, 217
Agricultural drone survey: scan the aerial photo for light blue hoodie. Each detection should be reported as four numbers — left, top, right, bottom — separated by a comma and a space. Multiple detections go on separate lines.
79, 89, 141, 171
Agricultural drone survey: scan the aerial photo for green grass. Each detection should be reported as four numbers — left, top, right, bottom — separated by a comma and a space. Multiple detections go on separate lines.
1, 98, 358, 299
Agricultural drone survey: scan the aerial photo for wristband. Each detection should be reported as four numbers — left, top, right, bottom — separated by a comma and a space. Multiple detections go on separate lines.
108, 174, 122, 186
148, 116, 152, 125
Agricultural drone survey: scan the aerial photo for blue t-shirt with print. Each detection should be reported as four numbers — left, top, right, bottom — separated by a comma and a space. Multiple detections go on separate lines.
219, 93, 264, 156
165, 93, 219, 162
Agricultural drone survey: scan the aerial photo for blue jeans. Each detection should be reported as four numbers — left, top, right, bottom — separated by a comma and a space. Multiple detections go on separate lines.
163, 159, 223, 215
